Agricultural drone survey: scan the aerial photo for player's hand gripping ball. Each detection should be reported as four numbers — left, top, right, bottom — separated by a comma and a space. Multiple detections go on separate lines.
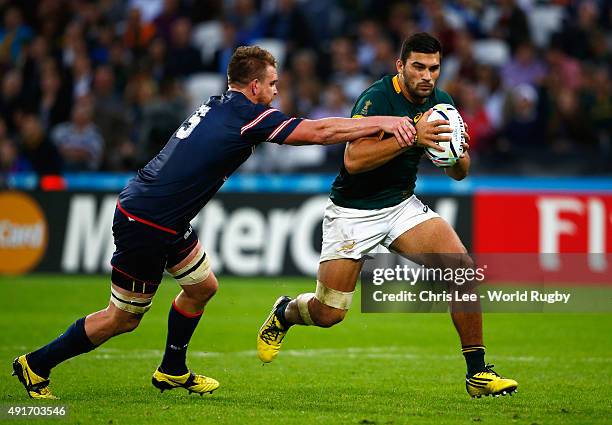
425, 103, 465, 168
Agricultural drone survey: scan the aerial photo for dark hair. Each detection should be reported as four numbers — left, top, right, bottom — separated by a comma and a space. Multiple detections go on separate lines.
400, 33, 442, 63
227, 46, 277, 86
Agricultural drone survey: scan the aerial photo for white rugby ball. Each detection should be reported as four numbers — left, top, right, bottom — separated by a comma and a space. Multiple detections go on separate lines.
424, 103, 464, 168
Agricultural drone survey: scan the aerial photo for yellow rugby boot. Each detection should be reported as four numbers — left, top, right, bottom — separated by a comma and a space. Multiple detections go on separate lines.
12, 355, 59, 400
466, 364, 518, 398
152, 368, 219, 395
257, 296, 292, 363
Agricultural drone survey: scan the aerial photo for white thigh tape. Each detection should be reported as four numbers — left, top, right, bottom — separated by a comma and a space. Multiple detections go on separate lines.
110, 286, 153, 314
315, 280, 354, 310
171, 249, 211, 285
296, 293, 315, 325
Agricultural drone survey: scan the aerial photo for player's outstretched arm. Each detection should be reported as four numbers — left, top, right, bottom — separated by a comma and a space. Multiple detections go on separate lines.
283, 116, 415, 146
343, 109, 450, 174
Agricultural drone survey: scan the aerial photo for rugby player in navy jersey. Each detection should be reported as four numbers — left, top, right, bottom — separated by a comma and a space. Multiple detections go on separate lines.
12, 46, 418, 400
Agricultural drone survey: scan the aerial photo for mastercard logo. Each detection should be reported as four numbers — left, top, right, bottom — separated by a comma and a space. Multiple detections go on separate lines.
0, 191, 48, 274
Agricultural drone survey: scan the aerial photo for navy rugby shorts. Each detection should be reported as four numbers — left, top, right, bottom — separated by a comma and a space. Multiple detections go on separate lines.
110, 206, 198, 290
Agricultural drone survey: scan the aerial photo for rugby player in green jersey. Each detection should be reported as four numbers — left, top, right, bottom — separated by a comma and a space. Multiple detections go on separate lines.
258, 33, 518, 398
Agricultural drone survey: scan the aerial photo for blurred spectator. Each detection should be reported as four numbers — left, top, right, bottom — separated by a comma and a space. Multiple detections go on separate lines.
264, 0, 312, 50
548, 88, 594, 150
0, 68, 25, 133
0, 6, 33, 66
544, 44, 583, 92
69, 53, 93, 99
60, 21, 86, 68
484, 0, 531, 51
356, 19, 381, 70
20, 35, 52, 99
386, 3, 418, 47
557, 0, 600, 61
153, 0, 183, 44
228, 0, 265, 46
209, 21, 238, 76
368, 37, 397, 80
500, 84, 543, 152
147, 38, 170, 83
108, 40, 130, 92
290, 49, 320, 86
51, 99, 104, 171
439, 30, 477, 87
91, 65, 134, 171
90, 23, 115, 65
0, 118, 25, 172
475, 65, 507, 133
299, 0, 348, 46
330, 37, 371, 102
36, 0, 71, 42
456, 81, 494, 153
136, 77, 187, 164
17, 113, 61, 174
128, 0, 164, 23
585, 67, 612, 154
123, 7, 157, 58
36, 68, 72, 131
500, 41, 546, 88
417, 0, 459, 54
166, 18, 204, 78
311, 84, 351, 120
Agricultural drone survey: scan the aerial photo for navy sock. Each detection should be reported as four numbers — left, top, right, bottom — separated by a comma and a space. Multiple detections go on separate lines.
160, 301, 202, 376
462, 345, 486, 376
26, 317, 97, 377
274, 299, 292, 329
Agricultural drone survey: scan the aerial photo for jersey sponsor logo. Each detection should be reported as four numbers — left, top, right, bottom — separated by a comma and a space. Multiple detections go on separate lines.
337, 240, 356, 253
359, 100, 373, 116
413, 112, 424, 123
0, 191, 48, 275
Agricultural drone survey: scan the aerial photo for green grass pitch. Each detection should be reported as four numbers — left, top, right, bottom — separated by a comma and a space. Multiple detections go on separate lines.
0, 275, 610, 424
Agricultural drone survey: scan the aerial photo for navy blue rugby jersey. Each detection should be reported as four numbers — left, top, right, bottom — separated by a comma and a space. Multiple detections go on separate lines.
118, 90, 302, 234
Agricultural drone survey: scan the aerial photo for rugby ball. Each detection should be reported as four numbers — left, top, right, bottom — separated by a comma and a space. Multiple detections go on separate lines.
424, 103, 464, 168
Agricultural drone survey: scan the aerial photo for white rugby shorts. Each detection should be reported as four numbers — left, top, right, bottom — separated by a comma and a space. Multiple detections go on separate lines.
320, 195, 439, 262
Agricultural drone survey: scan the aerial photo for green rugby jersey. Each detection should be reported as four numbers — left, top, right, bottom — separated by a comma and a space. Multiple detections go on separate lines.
330, 74, 454, 210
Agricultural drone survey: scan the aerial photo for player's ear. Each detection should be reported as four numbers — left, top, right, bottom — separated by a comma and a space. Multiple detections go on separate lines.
250, 79, 259, 96
395, 59, 404, 74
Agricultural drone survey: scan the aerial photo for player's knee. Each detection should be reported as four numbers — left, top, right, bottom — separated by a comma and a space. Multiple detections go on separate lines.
196, 275, 218, 303
104, 308, 143, 335
183, 274, 218, 305
308, 280, 353, 327
116, 313, 142, 333
311, 307, 346, 328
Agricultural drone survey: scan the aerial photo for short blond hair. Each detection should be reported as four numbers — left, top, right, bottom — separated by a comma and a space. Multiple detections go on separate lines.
227, 46, 277, 86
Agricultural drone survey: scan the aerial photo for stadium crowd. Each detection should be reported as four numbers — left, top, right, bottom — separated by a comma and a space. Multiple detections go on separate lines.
0, 0, 610, 175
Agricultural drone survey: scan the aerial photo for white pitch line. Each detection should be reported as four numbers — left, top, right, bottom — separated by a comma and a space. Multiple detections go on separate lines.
85, 346, 611, 364
3, 345, 610, 363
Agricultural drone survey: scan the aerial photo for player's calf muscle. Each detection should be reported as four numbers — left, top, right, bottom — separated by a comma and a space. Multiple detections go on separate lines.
84, 305, 143, 345
308, 299, 346, 328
